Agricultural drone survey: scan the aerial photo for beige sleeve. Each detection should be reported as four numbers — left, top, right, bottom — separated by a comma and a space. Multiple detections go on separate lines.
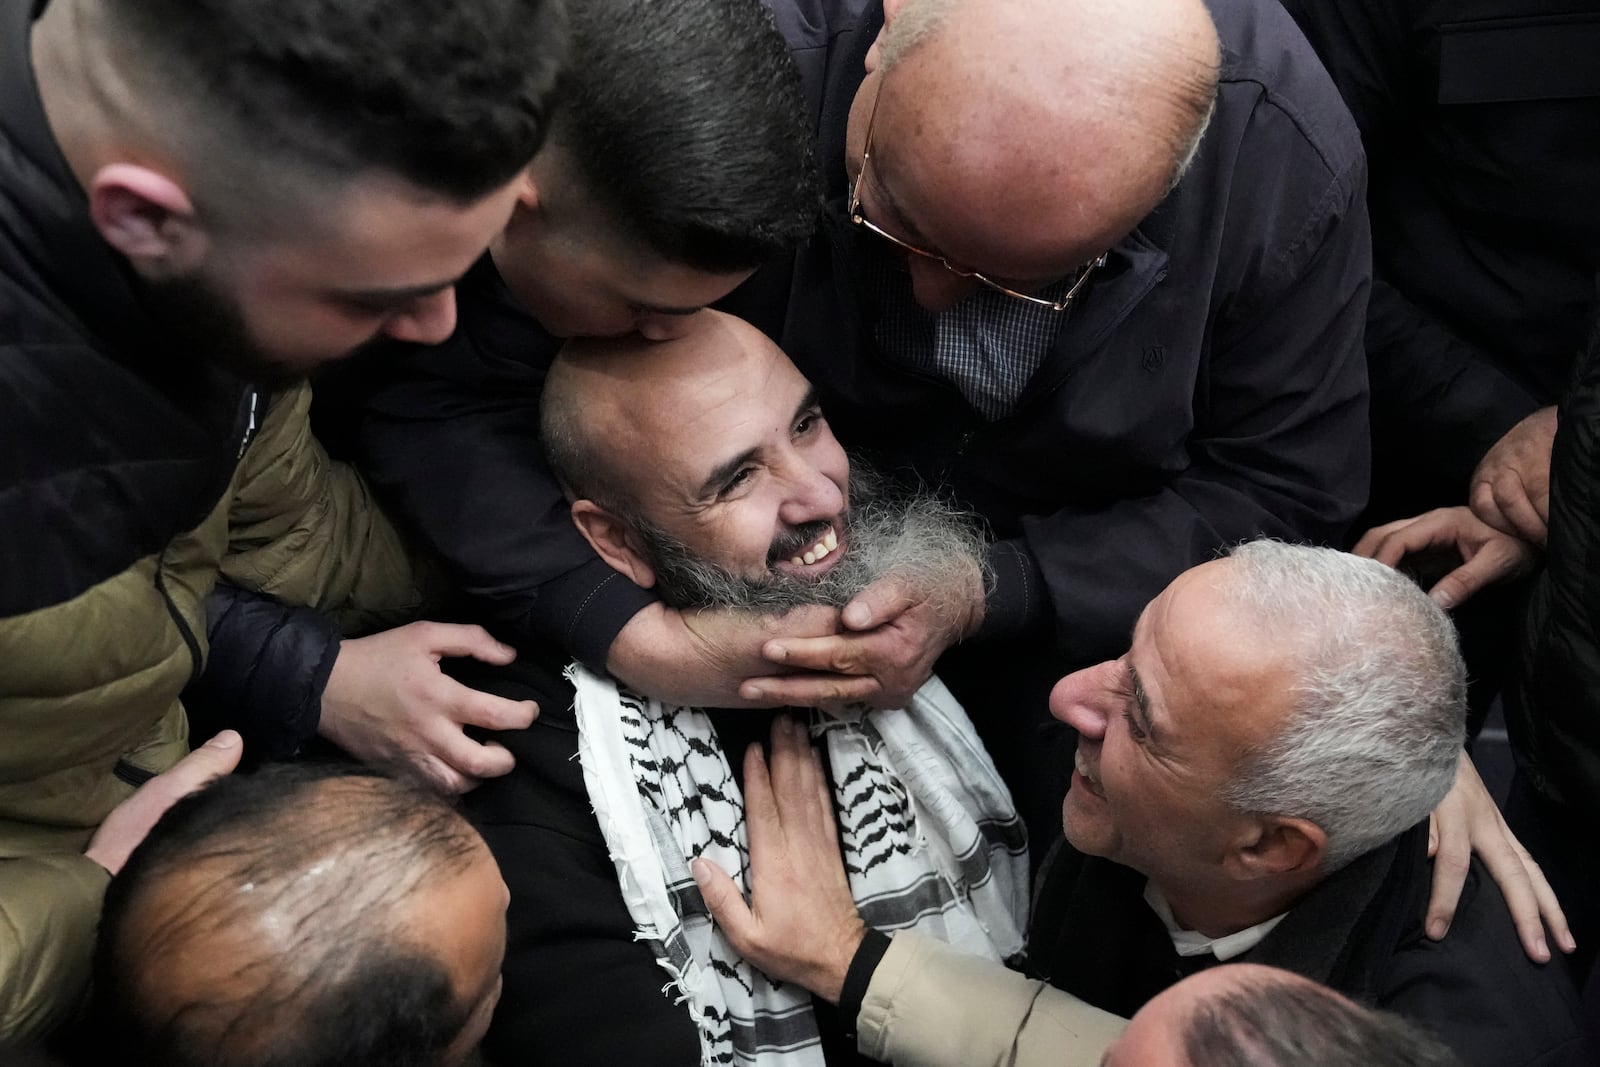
0, 853, 113, 1041
221, 383, 432, 633
857, 930, 1127, 1067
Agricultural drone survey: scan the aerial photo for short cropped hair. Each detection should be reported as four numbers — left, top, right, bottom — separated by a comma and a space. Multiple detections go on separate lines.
1221, 542, 1466, 870
1184, 977, 1463, 1066
94, 764, 487, 1067
548, 0, 821, 271
101, 0, 566, 203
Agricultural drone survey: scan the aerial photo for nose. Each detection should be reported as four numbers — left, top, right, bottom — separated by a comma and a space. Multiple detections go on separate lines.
382, 288, 458, 344
776, 457, 846, 528
635, 313, 695, 342
1048, 661, 1120, 740
906, 257, 981, 313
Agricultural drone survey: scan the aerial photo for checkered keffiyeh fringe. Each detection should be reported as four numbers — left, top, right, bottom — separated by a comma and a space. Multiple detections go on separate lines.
571, 666, 1029, 1067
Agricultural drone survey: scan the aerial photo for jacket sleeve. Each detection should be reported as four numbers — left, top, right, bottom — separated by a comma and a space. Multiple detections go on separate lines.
0, 854, 111, 1041
988, 156, 1373, 665
856, 931, 1125, 1067
220, 383, 429, 635
344, 339, 657, 669
183, 583, 340, 763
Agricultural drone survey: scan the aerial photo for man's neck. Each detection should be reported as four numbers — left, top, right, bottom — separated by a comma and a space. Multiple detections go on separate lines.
1156, 873, 1317, 939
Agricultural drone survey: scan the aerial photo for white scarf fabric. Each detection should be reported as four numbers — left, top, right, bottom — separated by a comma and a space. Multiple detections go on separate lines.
571, 664, 1028, 1067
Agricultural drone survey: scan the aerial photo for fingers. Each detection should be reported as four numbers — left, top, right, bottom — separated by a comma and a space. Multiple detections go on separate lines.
693, 856, 756, 949
451, 685, 539, 732
429, 733, 518, 791
1426, 540, 1526, 609
841, 576, 917, 631
1352, 509, 1462, 567
412, 622, 518, 665
1476, 478, 1546, 546
85, 732, 244, 874
1424, 809, 1471, 941
740, 672, 884, 708
764, 634, 869, 675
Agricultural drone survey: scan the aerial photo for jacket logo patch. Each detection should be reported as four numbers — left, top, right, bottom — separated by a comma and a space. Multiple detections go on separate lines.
1141, 345, 1166, 372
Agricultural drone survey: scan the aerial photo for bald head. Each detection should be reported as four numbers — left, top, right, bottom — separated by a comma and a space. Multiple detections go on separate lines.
1109, 964, 1462, 1066
543, 310, 789, 511
856, 0, 1219, 285
95, 765, 508, 1067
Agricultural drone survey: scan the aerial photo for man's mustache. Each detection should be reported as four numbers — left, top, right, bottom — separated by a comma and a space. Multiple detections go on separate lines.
766, 518, 838, 566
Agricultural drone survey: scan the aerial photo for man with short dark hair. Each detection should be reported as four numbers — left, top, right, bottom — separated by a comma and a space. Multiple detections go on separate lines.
700, 543, 1586, 1067
93, 764, 509, 1067
190, 0, 826, 794
0, 0, 562, 1038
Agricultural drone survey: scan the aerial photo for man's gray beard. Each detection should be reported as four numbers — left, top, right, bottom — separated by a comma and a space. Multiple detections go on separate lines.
632, 466, 990, 615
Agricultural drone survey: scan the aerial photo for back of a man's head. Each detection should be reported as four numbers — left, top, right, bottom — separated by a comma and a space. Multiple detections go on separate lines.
540, 0, 820, 271
91, 0, 565, 208
1180, 967, 1463, 1067
1220, 542, 1466, 871
94, 764, 505, 1067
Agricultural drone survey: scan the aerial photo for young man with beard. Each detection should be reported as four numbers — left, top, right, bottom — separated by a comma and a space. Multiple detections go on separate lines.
0, 0, 563, 1040
438, 310, 1027, 1066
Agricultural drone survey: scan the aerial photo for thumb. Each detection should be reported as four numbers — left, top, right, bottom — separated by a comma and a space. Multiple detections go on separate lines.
170, 730, 245, 786
841, 577, 916, 631
693, 857, 756, 947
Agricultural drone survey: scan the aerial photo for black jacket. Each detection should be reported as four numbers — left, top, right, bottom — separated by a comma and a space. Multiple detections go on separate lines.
1279, 0, 1600, 515
1510, 308, 1600, 824
1028, 824, 1586, 1067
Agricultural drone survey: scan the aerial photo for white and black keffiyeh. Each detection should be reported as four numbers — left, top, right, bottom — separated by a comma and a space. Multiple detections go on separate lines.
571, 665, 1028, 1067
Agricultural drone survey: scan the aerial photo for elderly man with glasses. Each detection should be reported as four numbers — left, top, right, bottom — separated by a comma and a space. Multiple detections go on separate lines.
720, 0, 1375, 843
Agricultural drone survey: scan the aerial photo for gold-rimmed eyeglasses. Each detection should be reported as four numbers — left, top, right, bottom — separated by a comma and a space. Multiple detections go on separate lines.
847, 83, 1106, 312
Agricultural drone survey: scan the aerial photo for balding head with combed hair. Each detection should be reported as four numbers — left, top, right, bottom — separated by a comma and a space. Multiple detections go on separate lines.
94, 764, 508, 1067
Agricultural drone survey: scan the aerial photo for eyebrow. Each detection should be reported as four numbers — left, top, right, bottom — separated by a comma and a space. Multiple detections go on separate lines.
332, 277, 459, 309
694, 387, 821, 500
1125, 664, 1159, 745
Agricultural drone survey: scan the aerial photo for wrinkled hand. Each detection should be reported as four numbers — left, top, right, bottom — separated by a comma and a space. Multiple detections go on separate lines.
1426, 752, 1573, 962
1353, 506, 1537, 610
1470, 406, 1557, 546
693, 715, 866, 1003
320, 622, 538, 794
609, 602, 844, 709
746, 567, 985, 709
86, 731, 243, 875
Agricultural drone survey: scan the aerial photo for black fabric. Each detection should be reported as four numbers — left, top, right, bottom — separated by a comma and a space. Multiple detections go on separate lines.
452, 653, 878, 1066
0, 0, 259, 617
1503, 775, 1600, 987
1026, 823, 1586, 1066
839, 930, 892, 1035
1510, 314, 1600, 828
730, 0, 1372, 679
183, 583, 340, 762
1278, 0, 1600, 519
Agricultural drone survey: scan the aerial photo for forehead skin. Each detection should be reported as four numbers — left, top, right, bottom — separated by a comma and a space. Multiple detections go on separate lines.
578, 312, 813, 507
1131, 559, 1300, 779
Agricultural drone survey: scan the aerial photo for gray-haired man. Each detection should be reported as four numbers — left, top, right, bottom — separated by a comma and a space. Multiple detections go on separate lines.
698, 543, 1588, 1067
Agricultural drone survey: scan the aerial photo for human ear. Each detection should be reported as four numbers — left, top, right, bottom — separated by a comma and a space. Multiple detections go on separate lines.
87, 164, 207, 276
570, 500, 657, 590
866, 0, 912, 72
1224, 817, 1327, 880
